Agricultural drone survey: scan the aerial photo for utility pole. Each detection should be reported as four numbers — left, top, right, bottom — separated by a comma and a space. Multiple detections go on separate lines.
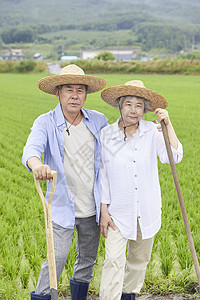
192, 35, 195, 51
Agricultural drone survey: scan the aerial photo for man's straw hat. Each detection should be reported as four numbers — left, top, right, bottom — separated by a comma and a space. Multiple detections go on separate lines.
101, 80, 168, 112
37, 64, 108, 95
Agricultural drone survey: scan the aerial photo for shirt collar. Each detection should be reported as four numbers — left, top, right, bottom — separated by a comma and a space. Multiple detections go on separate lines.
138, 119, 153, 136
109, 118, 152, 140
54, 103, 65, 127
81, 108, 90, 121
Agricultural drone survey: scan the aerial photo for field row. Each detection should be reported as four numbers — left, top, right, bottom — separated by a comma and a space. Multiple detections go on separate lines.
0, 73, 200, 299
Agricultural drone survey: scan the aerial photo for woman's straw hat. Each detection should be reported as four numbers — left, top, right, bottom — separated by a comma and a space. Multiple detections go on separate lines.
37, 64, 108, 95
101, 80, 168, 112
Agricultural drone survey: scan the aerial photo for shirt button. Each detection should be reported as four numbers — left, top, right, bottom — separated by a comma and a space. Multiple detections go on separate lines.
135, 187, 138, 190
135, 174, 137, 177
133, 160, 136, 163
135, 148, 137, 151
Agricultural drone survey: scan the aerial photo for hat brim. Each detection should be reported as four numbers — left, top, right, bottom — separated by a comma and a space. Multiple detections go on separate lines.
101, 85, 168, 112
37, 74, 108, 95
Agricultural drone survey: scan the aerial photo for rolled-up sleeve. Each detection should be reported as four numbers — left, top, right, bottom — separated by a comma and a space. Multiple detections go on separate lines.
170, 140, 183, 163
22, 116, 47, 171
156, 129, 183, 164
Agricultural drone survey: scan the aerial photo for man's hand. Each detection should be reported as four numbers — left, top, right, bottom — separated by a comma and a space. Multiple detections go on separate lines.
33, 164, 53, 181
27, 157, 53, 182
100, 204, 115, 238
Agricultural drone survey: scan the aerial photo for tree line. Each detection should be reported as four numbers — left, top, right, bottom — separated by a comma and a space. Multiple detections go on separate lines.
1, 14, 200, 52
136, 24, 200, 52
1, 57, 200, 74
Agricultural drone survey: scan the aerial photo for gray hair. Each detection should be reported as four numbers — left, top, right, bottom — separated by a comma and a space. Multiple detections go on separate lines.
117, 95, 150, 114
57, 85, 62, 92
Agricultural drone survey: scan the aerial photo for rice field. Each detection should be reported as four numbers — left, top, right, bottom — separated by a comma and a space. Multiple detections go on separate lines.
0, 72, 200, 299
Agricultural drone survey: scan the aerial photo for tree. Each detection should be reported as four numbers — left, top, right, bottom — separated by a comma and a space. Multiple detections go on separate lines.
95, 51, 115, 61
2, 28, 36, 44
136, 24, 188, 52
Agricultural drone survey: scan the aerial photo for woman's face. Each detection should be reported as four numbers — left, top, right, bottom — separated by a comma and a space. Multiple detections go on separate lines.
120, 96, 145, 126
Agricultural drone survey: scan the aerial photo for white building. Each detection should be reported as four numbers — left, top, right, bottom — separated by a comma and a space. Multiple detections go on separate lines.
60, 55, 79, 61
81, 49, 136, 61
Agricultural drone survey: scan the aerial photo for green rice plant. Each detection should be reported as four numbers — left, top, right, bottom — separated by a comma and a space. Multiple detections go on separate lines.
1, 245, 22, 281
20, 259, 31, 289
173, 269, 199, 294
176, 234, 193, 270
159, 231, 176, 277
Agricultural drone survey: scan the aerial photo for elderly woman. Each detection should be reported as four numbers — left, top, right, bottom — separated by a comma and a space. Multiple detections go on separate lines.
99, 81, 183, 300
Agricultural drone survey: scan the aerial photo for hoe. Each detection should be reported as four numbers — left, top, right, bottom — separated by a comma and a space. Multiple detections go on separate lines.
34, 171, 58, 300
161, 120, 200, 290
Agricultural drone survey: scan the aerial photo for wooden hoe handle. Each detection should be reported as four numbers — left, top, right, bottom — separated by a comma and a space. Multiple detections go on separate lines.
161, 120, 200, 289
34, 171, 58, 300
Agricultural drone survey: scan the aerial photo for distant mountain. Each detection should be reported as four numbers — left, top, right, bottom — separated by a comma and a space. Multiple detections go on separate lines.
1, 0, 200, 57
0, 0, 200, 28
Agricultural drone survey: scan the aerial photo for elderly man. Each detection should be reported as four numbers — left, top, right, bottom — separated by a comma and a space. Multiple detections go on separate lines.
22, 64, 108, 300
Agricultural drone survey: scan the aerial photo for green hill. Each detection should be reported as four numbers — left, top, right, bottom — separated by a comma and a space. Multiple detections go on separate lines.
1, 0, 200, 27
0, 0, 200, 58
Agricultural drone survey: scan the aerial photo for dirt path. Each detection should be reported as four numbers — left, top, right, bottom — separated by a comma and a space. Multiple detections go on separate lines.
47, 62, 62, 74
63, 293, 200, 299
137, 294, 200, 299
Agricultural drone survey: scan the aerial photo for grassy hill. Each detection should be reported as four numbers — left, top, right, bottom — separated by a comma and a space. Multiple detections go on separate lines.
1, 0, 200, 27
0, 0, 200, 59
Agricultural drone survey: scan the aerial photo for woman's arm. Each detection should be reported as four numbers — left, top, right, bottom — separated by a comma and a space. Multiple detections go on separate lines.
100, 203, 115, 238
154, 108, 178, 150
99, 129, 115, 238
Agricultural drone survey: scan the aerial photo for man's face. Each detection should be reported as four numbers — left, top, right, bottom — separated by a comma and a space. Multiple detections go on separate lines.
56, 84, 87, 116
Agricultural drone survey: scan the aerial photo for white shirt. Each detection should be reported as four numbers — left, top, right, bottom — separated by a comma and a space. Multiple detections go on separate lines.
63, 119, 96, 218
100, 119, 183, 240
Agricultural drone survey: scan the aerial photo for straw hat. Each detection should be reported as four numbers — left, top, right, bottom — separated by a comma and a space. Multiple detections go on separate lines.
101, 80, 168, 112
37, 64, 108, 95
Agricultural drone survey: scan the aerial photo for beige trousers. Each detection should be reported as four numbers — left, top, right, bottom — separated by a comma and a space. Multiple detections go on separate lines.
100, 222, 154, 300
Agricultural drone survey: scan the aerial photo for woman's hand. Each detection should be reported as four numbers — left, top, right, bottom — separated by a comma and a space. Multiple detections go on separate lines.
154, 108, 178, 150
100, 204, 115, 238
154, 108, 170, 125
152, 119, 162, 132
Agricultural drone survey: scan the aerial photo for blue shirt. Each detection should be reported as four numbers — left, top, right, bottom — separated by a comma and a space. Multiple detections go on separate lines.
22, 103, 107, 228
